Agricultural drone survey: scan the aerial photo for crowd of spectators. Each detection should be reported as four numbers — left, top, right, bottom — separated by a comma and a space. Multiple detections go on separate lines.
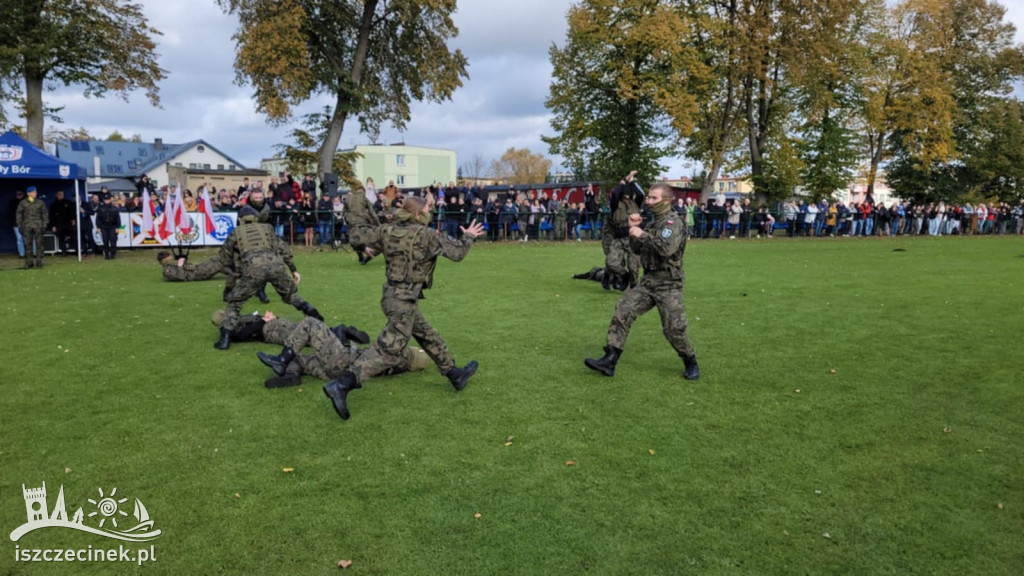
8, 174, 1023, 260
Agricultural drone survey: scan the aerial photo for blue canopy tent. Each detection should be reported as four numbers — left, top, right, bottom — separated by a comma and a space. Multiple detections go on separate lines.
0, 132, 87, 259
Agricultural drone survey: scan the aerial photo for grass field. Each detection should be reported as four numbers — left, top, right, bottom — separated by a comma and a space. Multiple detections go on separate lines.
1, 235, 1023, 575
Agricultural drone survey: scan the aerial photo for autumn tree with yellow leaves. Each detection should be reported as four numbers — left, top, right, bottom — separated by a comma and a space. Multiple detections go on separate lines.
219, 0, 468, 179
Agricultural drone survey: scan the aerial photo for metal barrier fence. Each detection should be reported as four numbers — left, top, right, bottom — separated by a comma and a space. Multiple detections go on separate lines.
263, 208, 1024, 245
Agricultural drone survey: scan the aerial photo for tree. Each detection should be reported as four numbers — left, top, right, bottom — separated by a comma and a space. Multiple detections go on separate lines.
44, 125, 93, 145
0, 0, 165, 146
544, 0, 710, 186
107, 130, 126, 141
219, 0, 468, 178
274, 107, 361, 189
490, 148, 552, 185
460, 153, 489, 181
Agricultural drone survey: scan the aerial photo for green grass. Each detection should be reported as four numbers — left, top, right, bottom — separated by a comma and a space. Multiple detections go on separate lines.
1, 236, 1023, 575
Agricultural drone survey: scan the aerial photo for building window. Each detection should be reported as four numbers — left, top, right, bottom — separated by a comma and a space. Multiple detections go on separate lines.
228, 164, 236, 170
197, 145, 205, 153
396, 154, 405, 166
217, 164, 224, 170
397, 175, 405, 185
203, 163, 211, 169
189, 163, 197, 169
95, 145, 105, 155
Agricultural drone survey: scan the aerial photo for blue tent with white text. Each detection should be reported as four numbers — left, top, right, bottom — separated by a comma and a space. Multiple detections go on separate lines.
0, 131, 87, 256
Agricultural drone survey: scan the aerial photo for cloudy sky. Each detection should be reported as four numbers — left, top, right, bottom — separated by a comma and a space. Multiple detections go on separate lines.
43, 0, 1024, 180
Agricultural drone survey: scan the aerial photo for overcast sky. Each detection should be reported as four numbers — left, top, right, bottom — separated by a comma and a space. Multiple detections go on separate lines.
44, 0, 1024, 180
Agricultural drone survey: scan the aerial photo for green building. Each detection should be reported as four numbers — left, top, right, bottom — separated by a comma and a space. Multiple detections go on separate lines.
348, 144, 456, 189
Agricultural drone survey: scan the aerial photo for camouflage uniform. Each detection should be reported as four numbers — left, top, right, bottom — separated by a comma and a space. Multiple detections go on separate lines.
347, 215, 474, 384
224, 201, 271, 292
16, 195, 48, 268
344, 187, 380, 252
606, 209, 695, 359
220, 214, 310, 332
161, 251, 231, 282
605, 182, 643, 284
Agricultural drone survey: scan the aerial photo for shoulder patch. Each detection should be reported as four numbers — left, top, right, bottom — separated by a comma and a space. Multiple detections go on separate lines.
666, 220, 674, 226
661, 228, 673, 239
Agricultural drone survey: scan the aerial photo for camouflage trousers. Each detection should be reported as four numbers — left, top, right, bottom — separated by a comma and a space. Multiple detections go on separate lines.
347, 284, 455, 384
223, 256, 306, 331
604, 235, 639, 280
163, 257, 227, 282
23, 227, 44, 265
264, 316, 428, 380
607, 277, 695, 358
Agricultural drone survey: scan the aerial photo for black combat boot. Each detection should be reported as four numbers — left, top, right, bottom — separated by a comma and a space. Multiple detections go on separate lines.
584, 346, 622, 377
323, 372, 362, 420
297, 302, 324, 321
445, 361, 479, 391
682, 353, 700, 381
257, 346, 296, 376
264, 371, 301, 389
601, 269, 612, 290
256, 289, 270, 303
213, 327, 232, 350
358, 251, 371, 265
572, 271, 590, 280
331, 324, 370, 345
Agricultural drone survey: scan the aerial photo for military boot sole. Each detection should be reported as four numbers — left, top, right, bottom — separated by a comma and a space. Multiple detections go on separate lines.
323, 381, 354, 420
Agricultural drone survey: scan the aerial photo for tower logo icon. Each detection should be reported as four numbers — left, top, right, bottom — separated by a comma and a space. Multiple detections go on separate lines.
10, 481, 161, 543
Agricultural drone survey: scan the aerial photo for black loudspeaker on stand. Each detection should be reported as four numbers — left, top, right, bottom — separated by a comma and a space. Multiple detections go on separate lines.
322, 173, 338, 195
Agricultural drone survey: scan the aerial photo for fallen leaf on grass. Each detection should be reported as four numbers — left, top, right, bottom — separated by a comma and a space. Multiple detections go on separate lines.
297, 388, 303, 393
282, 467, 295, 473
782, 530, 789, 536
648, 449, 655, 455
823, 533, 831, 539
829, 369, 836, 374
795, 389, 801, 394
997, 503, 1004, 510
504, 442, 512, 447
234, 493, 241, 499
337, 559, 352, 569
566, 460, 576, 466
64, 467, 71, 474
474, 513, 482, 519
943, 427, 952, 434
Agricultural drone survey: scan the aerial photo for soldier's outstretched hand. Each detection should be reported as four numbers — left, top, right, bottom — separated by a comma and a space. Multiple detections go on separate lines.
293, 271, 301, 285
461, 221, 485, 238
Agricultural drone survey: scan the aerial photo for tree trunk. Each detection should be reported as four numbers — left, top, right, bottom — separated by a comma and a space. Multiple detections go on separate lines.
24, 66, 45, 147
701, 161, 723, 203
316, 0, 379, 177
866, 130, 886, 198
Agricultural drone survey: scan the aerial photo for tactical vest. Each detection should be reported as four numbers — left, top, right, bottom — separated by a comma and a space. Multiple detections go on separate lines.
236, 219, 275, 257
381, 223, 435, 285
612, 196, 639, 227
641, 215, 685, 279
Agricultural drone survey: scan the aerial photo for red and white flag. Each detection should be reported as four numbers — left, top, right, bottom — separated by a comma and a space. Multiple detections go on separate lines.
174, 186, 191, 232
141, 189, 156, 238
200, 186, 216, 234
159, 187, 175, 240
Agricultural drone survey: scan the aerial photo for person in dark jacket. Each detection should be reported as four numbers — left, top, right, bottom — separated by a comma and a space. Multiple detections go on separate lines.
8, 189, 26, 257
95, 193, 121, 260
49, 190, 76, 254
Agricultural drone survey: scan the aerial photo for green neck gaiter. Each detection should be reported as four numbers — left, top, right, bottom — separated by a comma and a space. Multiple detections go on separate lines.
649, 201, 672, 217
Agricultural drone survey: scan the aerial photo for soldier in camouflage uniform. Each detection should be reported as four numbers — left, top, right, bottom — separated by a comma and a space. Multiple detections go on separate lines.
208, 310, 429, 387
321, 195, 485, 420
223, 188, 271, 303
214, 205, 323, 350
344, 185, 381, 265
602, 171, 644, 290
585, 183, 700, 380
158, 250, 231, 282
16, 186, 48, 269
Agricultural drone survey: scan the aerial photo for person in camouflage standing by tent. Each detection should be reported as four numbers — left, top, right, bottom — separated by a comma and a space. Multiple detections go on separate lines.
321, 195, 485, 420
16, 186, 48, 269
214, 205, 324, 350
585, 183, 700, 380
